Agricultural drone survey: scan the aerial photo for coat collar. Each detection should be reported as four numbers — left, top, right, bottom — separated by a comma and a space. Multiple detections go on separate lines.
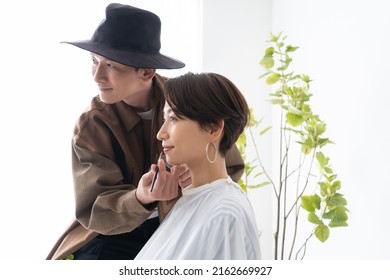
113, 74, 166, 132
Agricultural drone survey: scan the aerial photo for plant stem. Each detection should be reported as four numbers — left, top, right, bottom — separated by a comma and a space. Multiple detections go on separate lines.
288, 149, 304, 259
286, 147, 317, 217
275, 107, 284, 259
295, 232, 314, 259
248, 126, 276, 195
281, 119, 292, 259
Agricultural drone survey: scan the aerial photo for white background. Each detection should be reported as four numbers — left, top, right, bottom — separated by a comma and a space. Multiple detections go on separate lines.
1, 0, 389, 261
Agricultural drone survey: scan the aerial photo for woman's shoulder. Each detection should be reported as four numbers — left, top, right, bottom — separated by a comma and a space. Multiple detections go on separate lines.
212, 178, 246, 199
205, 179, 252, 215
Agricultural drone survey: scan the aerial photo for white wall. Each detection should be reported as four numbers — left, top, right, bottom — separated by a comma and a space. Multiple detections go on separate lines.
270, 0, 390, 259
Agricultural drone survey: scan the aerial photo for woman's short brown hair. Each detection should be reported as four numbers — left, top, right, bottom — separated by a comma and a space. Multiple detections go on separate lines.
164, 72, 250, 156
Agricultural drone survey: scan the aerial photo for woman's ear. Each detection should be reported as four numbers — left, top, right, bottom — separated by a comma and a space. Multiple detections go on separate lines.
209, 120, 224, 141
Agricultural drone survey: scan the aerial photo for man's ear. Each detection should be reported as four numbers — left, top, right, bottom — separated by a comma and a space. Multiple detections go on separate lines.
140, 68, 156, 81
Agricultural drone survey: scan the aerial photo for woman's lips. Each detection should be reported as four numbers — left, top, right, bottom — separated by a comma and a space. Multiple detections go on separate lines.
162, 146, 173, 153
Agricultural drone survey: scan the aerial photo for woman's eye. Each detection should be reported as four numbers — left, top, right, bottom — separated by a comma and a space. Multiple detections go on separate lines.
166, 113, 176, 121
163, 115, 176, 123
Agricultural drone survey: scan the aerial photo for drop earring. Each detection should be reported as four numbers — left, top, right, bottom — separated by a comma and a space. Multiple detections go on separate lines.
205, 141, 217, 163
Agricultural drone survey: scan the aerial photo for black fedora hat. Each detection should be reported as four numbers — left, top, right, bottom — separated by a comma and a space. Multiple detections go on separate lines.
62, 3, 185, 69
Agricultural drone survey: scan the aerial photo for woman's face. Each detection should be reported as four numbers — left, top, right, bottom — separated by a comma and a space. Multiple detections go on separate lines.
157, 102, 210, 168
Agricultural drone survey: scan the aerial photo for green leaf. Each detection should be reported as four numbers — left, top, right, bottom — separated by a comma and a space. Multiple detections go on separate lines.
259, 71, 272, 79
286, 112, 304, 126
300, 137, 314, 149
277, 61, 290, 71
322, 210, 334, 220
329, 206, 349, 225
301, 196, 315, 212
301, 145, 312, 155
269, 92, 282, 97
286, 45, 299, 52
319, 181, 330, 197
329, 221, 348, 227
248, 109, 259, 127
299, 137, 314, 154
308, 212, 322, 225
323, 205, 349, 226
269, 98, 284, 105
259, 125, 273, 136
315, 224, 330, 242
328, 193, 347, 206
285, 127, 304, 135
260, 56, 275, 69
301, 103, 312, 113
265, 46, 275, 56
331, 180, 342, 191
265, 73, 280, 85
324, 166, 333, 174
236, 131, 247, 150
326, 174, 337, 183
284, 87, 293, 96
65, 254, 74, 260
316, 151, 328, 169
238, 179, 247, 192
247, 181, 271, 189
301, 74, 311, 83
317, 138, 329, 147
301, 194, 321, 212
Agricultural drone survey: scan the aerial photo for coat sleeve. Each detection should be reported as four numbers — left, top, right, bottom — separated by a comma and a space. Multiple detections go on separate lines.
72, 142, 154, 235
225, 144, 245, 183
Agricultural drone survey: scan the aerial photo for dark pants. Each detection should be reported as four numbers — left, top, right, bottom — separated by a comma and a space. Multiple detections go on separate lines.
73, 217, 160, 260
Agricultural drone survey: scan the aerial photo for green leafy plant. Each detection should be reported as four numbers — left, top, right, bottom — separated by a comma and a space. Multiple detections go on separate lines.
237, 32, 349, 259
64, 254, 74, 260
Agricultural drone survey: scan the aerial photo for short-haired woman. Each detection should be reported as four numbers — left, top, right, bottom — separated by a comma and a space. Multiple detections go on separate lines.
135, 72, 261, 260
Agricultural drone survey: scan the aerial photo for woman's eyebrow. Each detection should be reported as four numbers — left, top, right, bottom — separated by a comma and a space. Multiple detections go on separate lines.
163, 108, 173, 115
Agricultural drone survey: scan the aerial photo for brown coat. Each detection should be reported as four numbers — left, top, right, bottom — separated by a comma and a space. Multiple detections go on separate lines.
46, 74, 244, 260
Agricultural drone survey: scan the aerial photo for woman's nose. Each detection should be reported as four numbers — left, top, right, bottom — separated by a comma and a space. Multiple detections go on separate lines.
157, 124, 168, 141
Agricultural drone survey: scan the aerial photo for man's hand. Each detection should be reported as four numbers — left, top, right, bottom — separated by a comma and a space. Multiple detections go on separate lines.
172, 164, 191, 188
136, 159, 180, 206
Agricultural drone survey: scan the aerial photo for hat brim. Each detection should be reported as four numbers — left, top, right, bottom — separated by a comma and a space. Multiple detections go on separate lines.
62, 41, 185, 69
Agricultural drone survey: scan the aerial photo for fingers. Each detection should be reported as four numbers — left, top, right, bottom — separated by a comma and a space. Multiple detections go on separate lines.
136, 161, 189, 206
179, 175, 192, 188
148, 159, 179, 199
172, 164, 192, 188
136, 168, 157, 205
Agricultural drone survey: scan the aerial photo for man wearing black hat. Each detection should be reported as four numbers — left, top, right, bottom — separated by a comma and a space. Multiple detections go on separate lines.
47, 3, 244, 260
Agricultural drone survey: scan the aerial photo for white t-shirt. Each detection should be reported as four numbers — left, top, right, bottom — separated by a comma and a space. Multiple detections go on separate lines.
135, 177, 261, 260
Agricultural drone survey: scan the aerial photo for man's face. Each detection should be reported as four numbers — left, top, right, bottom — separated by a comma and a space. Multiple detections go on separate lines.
91, 53, 150, 109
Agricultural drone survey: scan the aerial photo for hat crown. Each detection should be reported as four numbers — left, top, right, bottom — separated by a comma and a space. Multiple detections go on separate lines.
62, 3, 185, 69
91, 3, 161, 54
